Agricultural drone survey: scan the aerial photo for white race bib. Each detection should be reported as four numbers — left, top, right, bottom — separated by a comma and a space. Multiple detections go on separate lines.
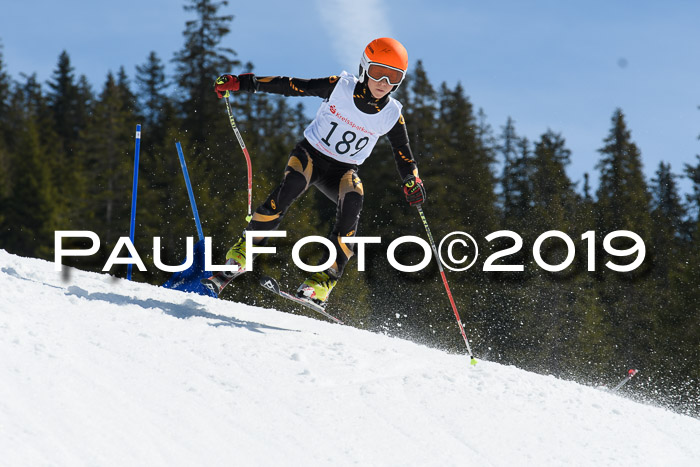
304, 71, 402, 165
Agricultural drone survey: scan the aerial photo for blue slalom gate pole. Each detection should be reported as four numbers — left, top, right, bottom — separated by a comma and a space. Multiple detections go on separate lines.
176, 142, 204, 241
162, 142, 215, 297
127, 124, 142, 280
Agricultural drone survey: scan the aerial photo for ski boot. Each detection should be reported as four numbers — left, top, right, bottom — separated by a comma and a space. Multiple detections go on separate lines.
201, 237, 248, 295
296, 271, 338, 309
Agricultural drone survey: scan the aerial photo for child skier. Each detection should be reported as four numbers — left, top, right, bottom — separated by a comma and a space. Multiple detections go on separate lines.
203, 37, 426, 309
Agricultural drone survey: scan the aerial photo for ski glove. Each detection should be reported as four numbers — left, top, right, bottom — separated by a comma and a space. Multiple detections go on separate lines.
214, 75, 238, 98
214, 73, 256, 98
403, 174, 426, 206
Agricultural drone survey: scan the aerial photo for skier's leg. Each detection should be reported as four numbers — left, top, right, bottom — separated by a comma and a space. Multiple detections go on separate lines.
229, 144, 313, 263
325, 169, 364, 277
297, 169, 363, 305
203, 144, 313, 295
245, 145, 314, 239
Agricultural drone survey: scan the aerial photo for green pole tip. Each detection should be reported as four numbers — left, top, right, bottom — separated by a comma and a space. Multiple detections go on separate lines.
245, 215, 252, 222
470, 357, 478, 366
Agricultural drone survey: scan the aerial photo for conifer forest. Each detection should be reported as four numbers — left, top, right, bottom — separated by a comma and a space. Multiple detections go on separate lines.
0, 1, 698, 416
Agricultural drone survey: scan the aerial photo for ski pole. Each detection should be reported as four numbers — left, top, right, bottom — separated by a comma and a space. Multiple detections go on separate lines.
612, 369, 638, 392
223, 91, 253, 222
416, 205, 477, 365
127, 124, 142, 281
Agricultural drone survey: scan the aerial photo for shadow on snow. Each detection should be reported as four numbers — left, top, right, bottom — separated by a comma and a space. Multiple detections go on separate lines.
63, 285, 300, 335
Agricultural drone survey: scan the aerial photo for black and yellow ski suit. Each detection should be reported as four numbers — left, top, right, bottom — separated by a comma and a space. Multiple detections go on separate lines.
235, 73, 420, 278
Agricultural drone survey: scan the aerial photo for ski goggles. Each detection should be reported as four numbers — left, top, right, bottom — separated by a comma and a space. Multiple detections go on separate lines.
365, 62, 406, 86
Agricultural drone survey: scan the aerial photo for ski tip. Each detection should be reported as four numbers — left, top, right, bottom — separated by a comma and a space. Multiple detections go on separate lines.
199, 278, 220, 296
259, 275, 275, 285
259, 275, 280, 294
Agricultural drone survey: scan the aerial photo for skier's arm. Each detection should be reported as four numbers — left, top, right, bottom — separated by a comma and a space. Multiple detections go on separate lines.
387, 115, 426, 205
386, 115, 418, 180
215, 73, 339, 99
255, 75, 339, 98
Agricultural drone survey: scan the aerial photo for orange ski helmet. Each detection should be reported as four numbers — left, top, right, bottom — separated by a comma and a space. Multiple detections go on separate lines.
359, 37, 408, 89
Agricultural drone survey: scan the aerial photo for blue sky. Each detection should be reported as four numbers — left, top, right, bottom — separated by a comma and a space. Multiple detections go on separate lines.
1, 0, 698, 196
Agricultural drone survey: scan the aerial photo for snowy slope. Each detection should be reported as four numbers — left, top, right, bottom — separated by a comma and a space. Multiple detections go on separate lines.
1, 249, 699, 467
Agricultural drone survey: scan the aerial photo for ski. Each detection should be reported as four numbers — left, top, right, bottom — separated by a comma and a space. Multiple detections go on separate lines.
200, 269, 244, 296
259, 275, 344, 324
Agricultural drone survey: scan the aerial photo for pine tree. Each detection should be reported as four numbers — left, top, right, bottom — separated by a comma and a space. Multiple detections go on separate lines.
578, 172, 595, 229
400, 60, 437, 159
136, 51, 170, 132
45, 52, 94, 227
133, 50, 192, 282
647, 160, 697, 412
650, 162, 686, 280
0, 76, 59, 258
504, 136, 535, 231
46, 51, 83, 148
76, 75, 93, 126
0, 40, 12, 207
77, 71, 138, 270
524, 131, 609, 376
667, 151, 700, 415
170, 0, 248, 249
596, 109, 652, 239
433, 83, 498, 238
531, 130, 576, 225
528, 130, 579, 268
172, 0, 238, 150
594, 108, 656, 373
685, 154, 700, 222
0, 40, 10, 129
116, 67, 138, 115
498, 117, 519, 213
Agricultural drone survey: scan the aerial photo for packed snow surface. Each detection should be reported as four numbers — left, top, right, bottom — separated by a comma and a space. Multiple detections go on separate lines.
1, 249, 699, 466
